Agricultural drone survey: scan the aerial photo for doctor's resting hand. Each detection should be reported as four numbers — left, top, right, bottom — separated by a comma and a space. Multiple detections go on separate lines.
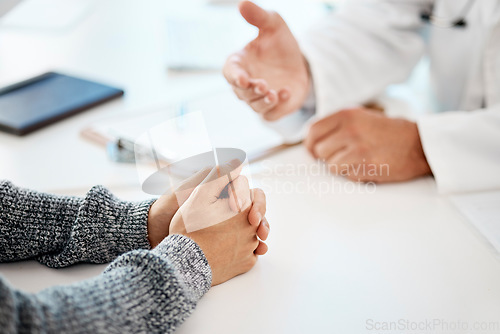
0, 164, 269, 333
304, 108, 432, 182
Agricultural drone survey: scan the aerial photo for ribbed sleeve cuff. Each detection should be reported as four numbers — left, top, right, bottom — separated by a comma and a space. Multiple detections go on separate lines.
112, 198, 154, 253
152, 234, 212, 300
37, 186, 155, 267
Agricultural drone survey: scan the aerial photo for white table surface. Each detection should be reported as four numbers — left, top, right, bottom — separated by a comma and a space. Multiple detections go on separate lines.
1, 1, 500, 333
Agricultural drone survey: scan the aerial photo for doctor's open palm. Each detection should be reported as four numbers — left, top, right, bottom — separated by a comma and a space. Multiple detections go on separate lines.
223, 1, 310, 121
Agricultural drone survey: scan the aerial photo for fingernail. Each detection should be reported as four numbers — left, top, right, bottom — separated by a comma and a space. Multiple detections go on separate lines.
264, 218, 270, 231
254, 86, 263, 95
256, 212, 262, 224
264, 96, 271, 104
280, 91, 289, 100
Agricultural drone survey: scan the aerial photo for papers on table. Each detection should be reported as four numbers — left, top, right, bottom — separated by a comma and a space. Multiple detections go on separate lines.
450, 191, 500, 253
82, 90, 285, 164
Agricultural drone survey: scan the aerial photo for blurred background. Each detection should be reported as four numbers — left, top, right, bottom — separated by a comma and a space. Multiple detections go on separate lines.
0, 0, 341, 192
0, 0, 334, 107
0, 0, 430, 193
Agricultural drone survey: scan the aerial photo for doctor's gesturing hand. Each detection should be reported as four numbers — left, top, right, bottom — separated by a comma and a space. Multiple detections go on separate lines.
223, 1, 310, 121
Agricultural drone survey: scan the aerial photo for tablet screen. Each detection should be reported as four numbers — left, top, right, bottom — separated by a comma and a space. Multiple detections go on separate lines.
0, 72, 124, 135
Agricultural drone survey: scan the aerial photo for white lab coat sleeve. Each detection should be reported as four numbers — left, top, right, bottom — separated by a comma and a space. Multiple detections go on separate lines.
417, 105, 500, 194
260, 107, 316, 144
299, 0, 431, 117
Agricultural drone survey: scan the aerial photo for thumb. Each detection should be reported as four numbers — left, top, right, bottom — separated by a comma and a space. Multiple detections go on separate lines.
239, 1, 276, 31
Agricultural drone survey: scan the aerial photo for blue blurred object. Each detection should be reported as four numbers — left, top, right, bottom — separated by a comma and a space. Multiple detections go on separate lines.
0, 72, 124, 136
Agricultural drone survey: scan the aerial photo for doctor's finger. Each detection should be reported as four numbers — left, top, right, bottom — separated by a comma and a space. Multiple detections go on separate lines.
326, 148, 358, 176
328, 146, 379, 182
223, 55, 250, 89
239, 1, 279, 31
259, 89, 292, 121
313, 132, 350, 160
232, 79, 269, 102
305, 113, 344, 154
250, 90, 279, 114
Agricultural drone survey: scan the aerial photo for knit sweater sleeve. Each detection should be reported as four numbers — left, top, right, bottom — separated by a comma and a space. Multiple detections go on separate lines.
0, 234, 212, 333
0, 180, 154, 267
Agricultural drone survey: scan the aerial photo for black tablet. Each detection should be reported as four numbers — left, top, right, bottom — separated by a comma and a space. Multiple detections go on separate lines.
0, 72, 124, 136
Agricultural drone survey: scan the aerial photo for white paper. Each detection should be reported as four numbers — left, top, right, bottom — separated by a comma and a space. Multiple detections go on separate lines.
450, 191, 500, 252
90, 91, 284, 162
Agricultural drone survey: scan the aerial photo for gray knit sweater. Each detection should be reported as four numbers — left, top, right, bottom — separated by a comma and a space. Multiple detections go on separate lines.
0, 180, 212, 333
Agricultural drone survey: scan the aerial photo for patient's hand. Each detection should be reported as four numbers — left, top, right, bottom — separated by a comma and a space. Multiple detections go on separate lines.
147, 168, 212, 248
169, 164, 269, 286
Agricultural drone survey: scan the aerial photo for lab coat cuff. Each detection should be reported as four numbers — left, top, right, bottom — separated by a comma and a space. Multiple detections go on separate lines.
417, 109, 500, 193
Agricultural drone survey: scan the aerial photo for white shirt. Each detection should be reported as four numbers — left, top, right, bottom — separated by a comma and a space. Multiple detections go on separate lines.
270, 0, 500, 194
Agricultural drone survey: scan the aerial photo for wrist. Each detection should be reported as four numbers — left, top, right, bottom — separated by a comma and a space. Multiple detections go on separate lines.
147, 194, 179, 248
410, 122, 432, 177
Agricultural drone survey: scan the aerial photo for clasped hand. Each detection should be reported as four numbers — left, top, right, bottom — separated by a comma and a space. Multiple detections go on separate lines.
147, 161, 270, 286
